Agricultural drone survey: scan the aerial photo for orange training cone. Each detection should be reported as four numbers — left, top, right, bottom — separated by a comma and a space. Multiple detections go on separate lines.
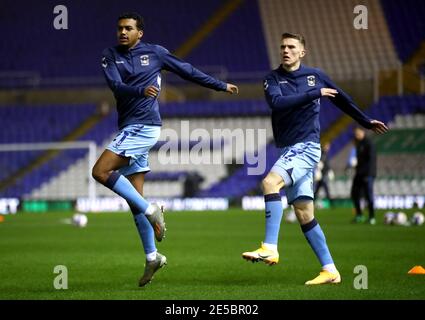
408, 266, 425, 274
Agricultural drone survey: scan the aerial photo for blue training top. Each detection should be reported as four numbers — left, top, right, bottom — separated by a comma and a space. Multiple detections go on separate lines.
102, 41, 227, 129
264, 64, 373, 148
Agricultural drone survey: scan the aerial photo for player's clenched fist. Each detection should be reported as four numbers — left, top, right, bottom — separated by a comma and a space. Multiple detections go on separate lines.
226, 83, 239, 94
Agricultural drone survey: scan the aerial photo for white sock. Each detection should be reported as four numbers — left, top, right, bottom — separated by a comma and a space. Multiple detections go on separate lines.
146, 251, 157, 262
323, 263, 337, 273
145, 204, 155, 215
263, 243, 278, 251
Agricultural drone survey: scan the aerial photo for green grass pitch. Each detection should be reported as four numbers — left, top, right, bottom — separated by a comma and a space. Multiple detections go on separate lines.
0, 208, 424, 300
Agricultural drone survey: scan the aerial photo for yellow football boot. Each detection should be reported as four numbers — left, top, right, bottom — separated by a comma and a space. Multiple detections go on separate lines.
242, 243, 279, 266
305, 270, 341, 285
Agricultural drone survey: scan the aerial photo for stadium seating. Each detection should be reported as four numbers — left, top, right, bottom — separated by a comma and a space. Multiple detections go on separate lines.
0, 0, 268, 87
22, 97, 344, 200
200, 98, 344, 197
0, 104, 97, 197
3, 0, 422, 85
2, 0, 424, 203
325, 95, 425, 198
185, 0, 269, 75
258, 0, 399, 80
25, 100, 273, 199
201, 95, 425, 199
0, 104, 97, 144
380, 0, 425, 62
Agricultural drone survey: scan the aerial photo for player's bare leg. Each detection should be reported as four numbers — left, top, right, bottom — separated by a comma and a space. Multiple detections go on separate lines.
92, 150, 165, 240
92, 149, 129, 185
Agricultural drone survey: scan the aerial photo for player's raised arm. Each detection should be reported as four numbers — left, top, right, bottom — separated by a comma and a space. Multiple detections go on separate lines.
318, 69, 379, 130
264, 76, 321, 110
319, 70, 389, 134
157, 45, 237, 92
101, 49, 145, 98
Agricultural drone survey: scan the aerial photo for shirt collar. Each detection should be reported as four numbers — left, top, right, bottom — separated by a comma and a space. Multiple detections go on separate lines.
279, 63, 304, 75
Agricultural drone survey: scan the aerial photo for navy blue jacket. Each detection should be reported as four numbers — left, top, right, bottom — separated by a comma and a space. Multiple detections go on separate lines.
102, 41, 227, 129
264, 64, 373, 148
355, 136, 377, 177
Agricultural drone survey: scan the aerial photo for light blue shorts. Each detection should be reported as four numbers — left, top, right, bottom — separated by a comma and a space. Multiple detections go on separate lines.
106, 124, 161, 176
270, 141, 321, 204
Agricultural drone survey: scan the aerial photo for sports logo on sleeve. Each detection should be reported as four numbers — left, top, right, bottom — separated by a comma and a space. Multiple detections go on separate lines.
140, 55, 150, 66
264, 80, 269, 91
101, 57, 107, 68
307, 75, 316, 86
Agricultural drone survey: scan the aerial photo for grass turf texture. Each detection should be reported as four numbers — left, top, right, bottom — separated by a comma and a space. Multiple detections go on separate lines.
0, 208, 424, 300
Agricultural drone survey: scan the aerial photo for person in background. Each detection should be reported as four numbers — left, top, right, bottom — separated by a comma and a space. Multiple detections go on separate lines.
314, 142, 334, 207
349, 126, 377, 225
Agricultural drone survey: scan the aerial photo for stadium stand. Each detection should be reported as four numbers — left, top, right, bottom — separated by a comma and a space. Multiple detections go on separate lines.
0, 104, 97, 144
184, 0, 269, 76
258, 0, 399, 79
201, 95, 425, 199
0, 104, 97, 196
1, 0, 424, 205
6, 94, 424, 200
201, 98, 344, 197
326, 95, 425, 199
0, 0, 268, 87
380, 0, 425, 62
25, 101, 273, 199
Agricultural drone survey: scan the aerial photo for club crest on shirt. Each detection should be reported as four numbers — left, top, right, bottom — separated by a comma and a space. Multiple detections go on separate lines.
307, 75, 316, 86
140, 55, 150, 66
